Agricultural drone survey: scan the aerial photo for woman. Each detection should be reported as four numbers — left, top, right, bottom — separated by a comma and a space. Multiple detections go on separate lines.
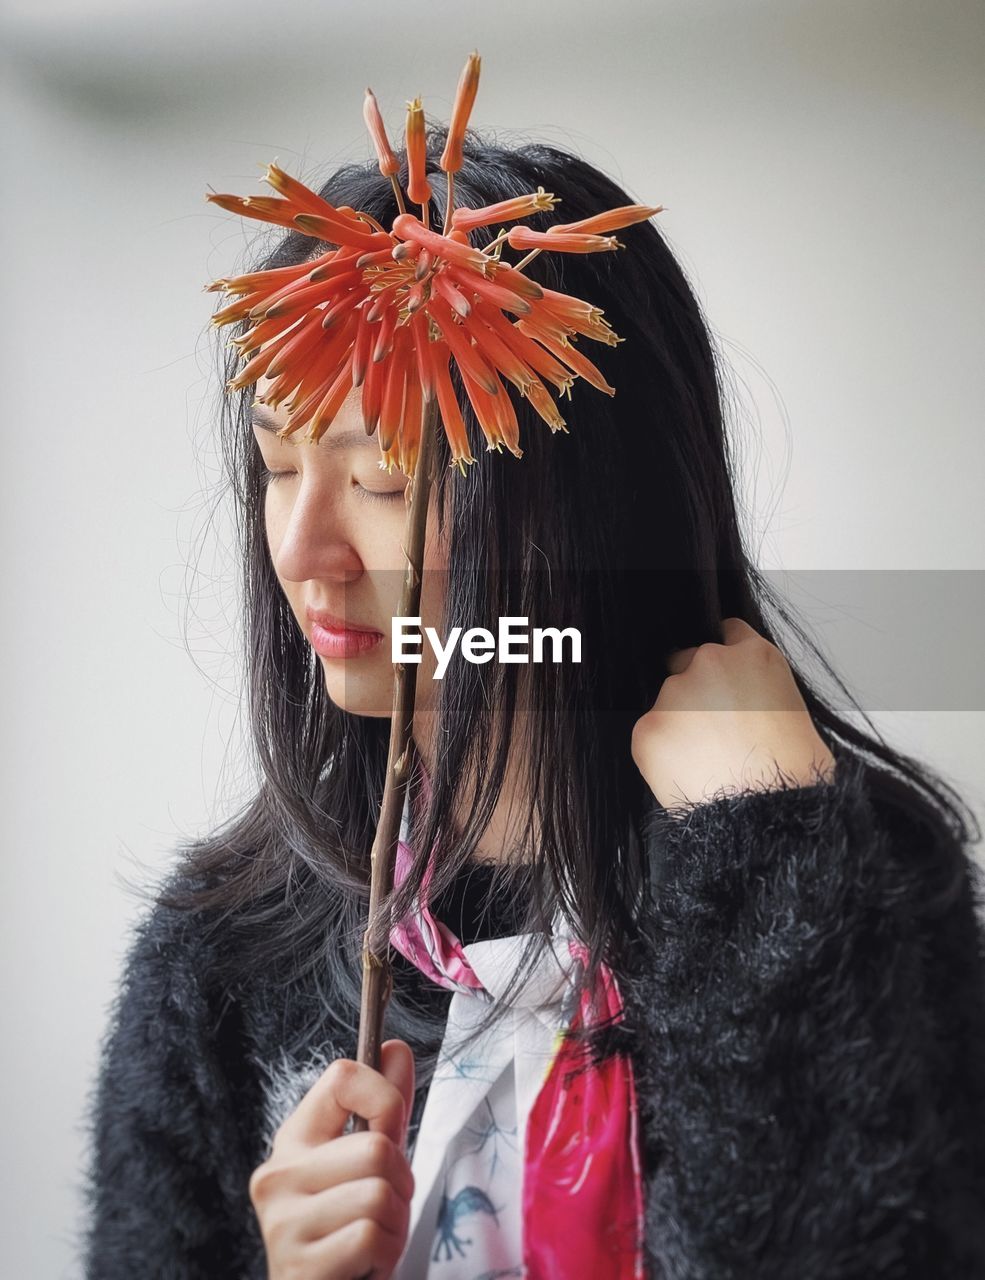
84, 127, 985, 1279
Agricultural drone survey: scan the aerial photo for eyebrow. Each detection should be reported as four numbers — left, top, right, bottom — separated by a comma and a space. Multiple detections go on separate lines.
251, 403, 379, 452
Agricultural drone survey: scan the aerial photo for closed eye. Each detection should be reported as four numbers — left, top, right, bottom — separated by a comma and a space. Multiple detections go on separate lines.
260, 467, 404, 503
353, 481, 405, 503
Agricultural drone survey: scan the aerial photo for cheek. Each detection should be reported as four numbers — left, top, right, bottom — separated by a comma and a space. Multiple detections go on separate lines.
263, 490, 285, 557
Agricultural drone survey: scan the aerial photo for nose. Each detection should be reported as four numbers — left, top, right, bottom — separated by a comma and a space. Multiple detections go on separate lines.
270, 478, 365, 585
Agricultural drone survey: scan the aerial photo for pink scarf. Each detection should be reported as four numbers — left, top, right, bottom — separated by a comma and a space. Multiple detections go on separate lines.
389, 772, 646, 1278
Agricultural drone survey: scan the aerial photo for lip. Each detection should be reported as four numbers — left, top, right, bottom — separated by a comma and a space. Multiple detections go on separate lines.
306, 606, 384, 660
306, 606, 381, 634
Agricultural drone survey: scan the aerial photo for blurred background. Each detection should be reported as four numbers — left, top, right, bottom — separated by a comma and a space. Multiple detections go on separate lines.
1, 0, 983, 1273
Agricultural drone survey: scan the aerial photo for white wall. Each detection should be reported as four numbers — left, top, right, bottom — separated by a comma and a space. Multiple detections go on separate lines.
1, 1, 982, 1274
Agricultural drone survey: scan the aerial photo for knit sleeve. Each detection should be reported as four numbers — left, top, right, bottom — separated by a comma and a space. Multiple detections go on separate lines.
83, 891, 267, 1280
628, 749, 985, 1280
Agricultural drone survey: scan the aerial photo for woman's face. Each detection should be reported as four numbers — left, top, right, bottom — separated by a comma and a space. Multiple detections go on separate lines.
253, 371, 449, 720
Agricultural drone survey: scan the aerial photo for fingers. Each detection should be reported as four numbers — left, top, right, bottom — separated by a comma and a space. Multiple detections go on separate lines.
665, 645, 697, 676
275, 1053, 409, 1151
284, 1131, 415, 1203
303, 1216, 407, 1280
720, 616, 759, 644
666, 618, 760, 674
379, 1040, 416, 1151
295, 1176, 411, 1245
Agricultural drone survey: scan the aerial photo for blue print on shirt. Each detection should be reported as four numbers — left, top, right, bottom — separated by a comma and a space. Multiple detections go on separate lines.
460, 1097, 520, 1182
431, 1185, 503, 1262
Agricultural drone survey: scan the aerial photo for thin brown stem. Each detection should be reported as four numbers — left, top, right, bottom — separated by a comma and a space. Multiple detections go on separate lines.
350, 395, 441, 1129
512, 247, 542, 273
389, 173, 408, 218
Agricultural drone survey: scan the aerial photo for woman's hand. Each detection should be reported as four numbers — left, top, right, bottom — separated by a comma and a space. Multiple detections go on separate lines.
249, 1039, 416, 1280
632, 616, 837, 810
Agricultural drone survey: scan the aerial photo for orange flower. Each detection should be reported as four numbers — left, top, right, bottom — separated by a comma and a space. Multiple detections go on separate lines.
204, 50, 663, 478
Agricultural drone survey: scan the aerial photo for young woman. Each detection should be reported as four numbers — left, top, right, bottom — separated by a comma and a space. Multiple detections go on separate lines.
84, 127, 985, 1280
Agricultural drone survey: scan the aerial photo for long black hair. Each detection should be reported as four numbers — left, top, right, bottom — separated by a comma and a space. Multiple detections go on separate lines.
168, 122, 978, 1088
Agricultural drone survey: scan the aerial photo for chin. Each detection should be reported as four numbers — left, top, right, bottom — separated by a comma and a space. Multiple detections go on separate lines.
320, 664, 395, 718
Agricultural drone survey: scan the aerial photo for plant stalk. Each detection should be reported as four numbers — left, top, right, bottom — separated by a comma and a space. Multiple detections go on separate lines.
350, 394, 441, 1129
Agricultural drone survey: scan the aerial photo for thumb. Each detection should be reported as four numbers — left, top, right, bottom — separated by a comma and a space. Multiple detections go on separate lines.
379, 1039, 416, 1150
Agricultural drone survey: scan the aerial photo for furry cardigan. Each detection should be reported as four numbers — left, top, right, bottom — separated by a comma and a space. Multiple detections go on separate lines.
83, 751, 985, 1279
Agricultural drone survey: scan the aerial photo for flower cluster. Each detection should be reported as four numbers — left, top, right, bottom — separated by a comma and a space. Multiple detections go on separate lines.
205, 51, 662, 478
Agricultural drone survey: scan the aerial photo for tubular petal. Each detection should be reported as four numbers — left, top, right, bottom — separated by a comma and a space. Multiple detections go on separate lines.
398, 369, 424, 478
281, 355, 346, 437
321, 288, 364, 330
512, 310, 570, 349
355, 247, 396, 270
494, 373, 522, 455
306, 248, 366, 281
307, 364, 356, 444
404, 278, 431, 314
535, 287, 600, 323
533, 298, 619, 346
459, 366, 505, 452
506, 227, 621, 254
414, 248, 434, 281
372, 305, 399, 362
363, 88, 400, 177
527, 328, 616, 395
440, 51, 481, 175
405, 98, 432, 208
472, 301, 575, 393
429, 296, 500, 396
279, 314, 358, 411
461, 310, 537, 393
367, 281, 402, 324
206, 192, 299, 230
263, 164, 366, 227
260, 364, 306, 406
212, 297, 257, 328
450, 188, 556, 234
525, 378, 568, 433
231, 313, 300, 354
546, 203, 663, 236
351, 306, 375, 388
432, 342, 476, 469
460, 366, 521, 457
445, 267, 532, 316
266, 272, 363, 320
293, 213, 390, 252
361, 339, 388, 433
379, 328, 412, 450
410, 311, 435, 402
211, 257, 323, 298
265, 311, 330, 379
226, 342, 281, 391
432, 272, 472, 319
485, 260, 544, 300
391, 240, 421, 263
392, 214, 491, 274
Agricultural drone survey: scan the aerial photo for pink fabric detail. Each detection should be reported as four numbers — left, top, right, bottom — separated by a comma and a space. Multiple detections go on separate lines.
389, 832, 487, 993
387, 763, 487, 994
522, 939, 646, 1278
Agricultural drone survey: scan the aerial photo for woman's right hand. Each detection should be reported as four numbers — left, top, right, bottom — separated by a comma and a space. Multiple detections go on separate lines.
249, 1039, 417, 1280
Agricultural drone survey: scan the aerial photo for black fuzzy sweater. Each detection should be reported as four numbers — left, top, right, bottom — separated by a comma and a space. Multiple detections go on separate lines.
83, 752, 985, 1278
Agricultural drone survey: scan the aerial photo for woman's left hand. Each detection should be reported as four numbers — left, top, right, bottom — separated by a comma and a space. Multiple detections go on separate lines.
631, 616, 837, 810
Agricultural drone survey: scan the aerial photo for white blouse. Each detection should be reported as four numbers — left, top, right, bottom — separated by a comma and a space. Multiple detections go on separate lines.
391, 799, 577, 1279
